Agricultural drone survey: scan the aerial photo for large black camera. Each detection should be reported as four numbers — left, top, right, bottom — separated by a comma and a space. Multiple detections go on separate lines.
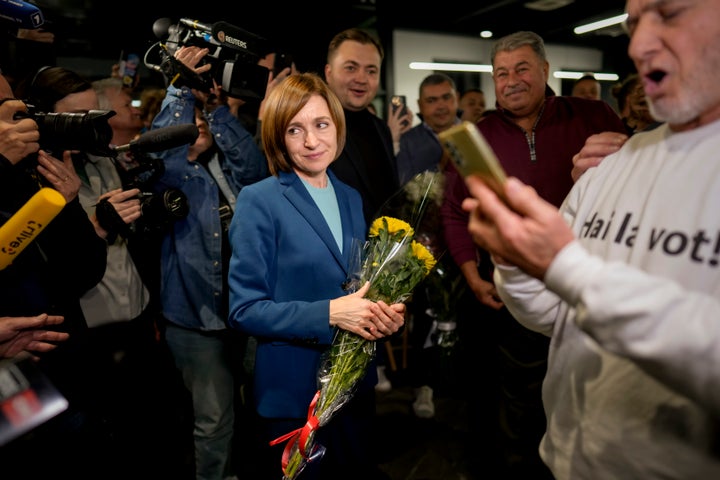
15, 104, 115, 156
125, 158, 188, 218
96, 155, 189, 238
147, 17, 271, 101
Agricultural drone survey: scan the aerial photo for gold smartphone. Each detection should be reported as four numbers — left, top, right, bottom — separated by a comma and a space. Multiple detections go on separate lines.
438, 121, 508, 201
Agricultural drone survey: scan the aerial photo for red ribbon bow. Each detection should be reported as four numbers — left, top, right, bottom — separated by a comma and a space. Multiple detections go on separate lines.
270, 390, 321, 474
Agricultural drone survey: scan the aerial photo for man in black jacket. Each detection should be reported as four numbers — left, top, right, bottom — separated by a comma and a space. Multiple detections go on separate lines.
324, 27, 398, 480
325, 28, 399, 225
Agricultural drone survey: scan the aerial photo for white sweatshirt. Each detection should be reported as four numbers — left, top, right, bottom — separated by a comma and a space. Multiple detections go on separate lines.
495, 121, 720, 479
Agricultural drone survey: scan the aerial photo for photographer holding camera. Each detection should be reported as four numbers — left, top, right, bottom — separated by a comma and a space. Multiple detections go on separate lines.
150, 44, 269, 480
0, 70, 110, 477
13, 66, 188, 476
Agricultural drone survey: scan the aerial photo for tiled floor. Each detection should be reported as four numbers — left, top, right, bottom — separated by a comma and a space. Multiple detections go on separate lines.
374, 364, 481, 480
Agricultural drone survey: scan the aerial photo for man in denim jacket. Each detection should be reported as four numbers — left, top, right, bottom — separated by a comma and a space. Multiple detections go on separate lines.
150, 45, 269, 480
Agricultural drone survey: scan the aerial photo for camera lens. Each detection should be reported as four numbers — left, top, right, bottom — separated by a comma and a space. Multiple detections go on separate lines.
161, 188, 190, 219
33, 110, 115, 156
141, 188, 189, 222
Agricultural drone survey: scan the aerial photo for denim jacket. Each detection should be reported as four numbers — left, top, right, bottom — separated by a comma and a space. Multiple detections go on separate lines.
151, 85, 268, 331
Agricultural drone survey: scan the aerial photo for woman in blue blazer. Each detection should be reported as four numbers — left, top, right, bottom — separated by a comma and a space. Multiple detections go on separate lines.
228, 73, 405, 480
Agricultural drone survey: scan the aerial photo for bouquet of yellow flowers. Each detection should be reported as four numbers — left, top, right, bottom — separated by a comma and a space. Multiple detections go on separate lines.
277, 171, 444, 479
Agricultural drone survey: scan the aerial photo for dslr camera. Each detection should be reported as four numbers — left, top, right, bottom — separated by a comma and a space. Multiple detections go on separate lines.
97, 154, 189, 238
123, 157, 188, 223
148, 17, 272, 101
15, 104, 115, 157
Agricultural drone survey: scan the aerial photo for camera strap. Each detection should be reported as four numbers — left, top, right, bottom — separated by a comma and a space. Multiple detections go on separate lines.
207, 154, 236, 213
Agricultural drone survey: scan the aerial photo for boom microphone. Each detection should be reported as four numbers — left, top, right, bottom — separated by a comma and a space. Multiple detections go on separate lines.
0, 0, 44, 29
113, 124, 200, 155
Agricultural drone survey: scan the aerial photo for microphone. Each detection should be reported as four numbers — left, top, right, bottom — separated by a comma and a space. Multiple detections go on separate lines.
0, 188, 66, 270
0, 0, 44, 29
178, 18, 219, 47
113, 124, 200, 155
179, 18, 214, 34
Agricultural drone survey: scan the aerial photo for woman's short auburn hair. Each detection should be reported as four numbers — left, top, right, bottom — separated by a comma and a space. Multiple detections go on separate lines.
261, 72, 346, 175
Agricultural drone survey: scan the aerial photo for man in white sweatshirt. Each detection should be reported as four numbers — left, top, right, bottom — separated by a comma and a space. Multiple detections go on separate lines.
461, 0, 720, 479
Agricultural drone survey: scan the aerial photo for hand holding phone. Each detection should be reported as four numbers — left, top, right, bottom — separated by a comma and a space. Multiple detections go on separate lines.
438, 121, 508, 202
272, 52, 293, 77
390, 95, 410, 127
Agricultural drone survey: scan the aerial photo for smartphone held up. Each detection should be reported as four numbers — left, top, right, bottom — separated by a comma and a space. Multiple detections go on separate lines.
390, 94, 410, 127
438, 121, 508, 203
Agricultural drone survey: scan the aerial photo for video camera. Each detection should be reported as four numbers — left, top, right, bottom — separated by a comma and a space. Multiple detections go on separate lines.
147, 17, 272, 101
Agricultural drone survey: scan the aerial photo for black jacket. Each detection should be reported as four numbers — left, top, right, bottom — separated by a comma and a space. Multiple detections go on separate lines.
0, 154, 106, 405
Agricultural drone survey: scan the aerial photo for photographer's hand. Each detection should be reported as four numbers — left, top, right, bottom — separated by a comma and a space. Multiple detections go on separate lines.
91, 188, 142, 239
193, 78, 225, 113
36, 150, 81, 202
174, 46, 212, 75
257, 60, 294, 124
0, 99, 40, 164
174, 45, 226, 112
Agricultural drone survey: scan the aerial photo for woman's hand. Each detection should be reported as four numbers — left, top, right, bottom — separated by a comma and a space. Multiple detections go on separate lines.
36, 150, 81, 202
330, 282, 406, 341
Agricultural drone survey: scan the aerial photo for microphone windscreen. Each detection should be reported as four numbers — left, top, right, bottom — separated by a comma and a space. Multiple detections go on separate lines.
0, 188, 66, 270
153, 18, 173, 40
132, 124, 200, 153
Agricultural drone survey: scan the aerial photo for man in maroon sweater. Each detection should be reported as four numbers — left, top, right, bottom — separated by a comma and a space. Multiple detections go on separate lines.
441, 30, 626, 478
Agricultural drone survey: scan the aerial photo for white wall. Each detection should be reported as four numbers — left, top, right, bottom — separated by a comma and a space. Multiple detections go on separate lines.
390, 30, 604, 126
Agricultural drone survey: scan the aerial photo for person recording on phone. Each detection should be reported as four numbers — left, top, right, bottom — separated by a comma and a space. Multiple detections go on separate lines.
0, 70, 109, 477
150, 44, 270, 480
462, 0, 720, 476
387, 94, 413, 155
439, 31, 626, 478
395, 73, 461, 185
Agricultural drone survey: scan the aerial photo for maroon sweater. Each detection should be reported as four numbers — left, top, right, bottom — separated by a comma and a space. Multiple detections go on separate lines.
441, 94, 626, 274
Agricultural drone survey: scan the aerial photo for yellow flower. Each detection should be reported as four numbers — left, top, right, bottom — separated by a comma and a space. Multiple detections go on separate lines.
369, 216, 414, 238
412, 240, 437, 273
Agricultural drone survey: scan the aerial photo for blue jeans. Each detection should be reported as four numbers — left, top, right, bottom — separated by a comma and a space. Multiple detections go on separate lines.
164, 323, 238, 480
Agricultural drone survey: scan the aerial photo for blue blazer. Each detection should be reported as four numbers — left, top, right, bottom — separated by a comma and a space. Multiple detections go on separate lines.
227, 169, 373, 419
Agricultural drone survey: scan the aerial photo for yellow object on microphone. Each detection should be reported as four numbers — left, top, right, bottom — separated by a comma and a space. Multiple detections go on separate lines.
0, 188, 66, 270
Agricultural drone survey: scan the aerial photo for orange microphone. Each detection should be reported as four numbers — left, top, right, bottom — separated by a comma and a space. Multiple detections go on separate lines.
0, 188, 66, 270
